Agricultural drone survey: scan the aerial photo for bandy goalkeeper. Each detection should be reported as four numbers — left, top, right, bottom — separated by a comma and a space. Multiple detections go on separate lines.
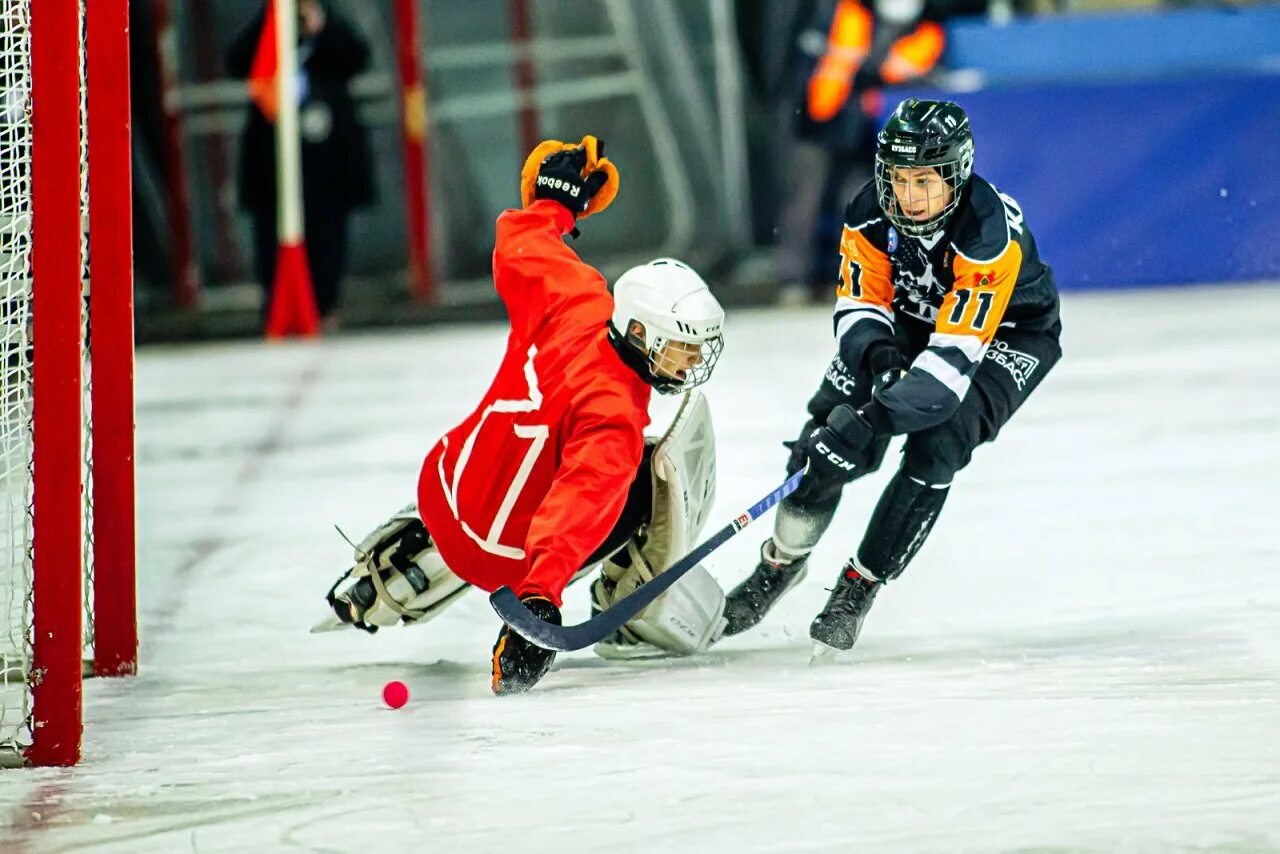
315, 137, 730, 694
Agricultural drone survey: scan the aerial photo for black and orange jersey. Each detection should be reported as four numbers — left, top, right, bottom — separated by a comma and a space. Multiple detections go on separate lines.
830, 174, 1060, 434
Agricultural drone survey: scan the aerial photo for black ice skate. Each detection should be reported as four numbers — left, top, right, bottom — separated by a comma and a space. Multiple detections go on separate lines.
721, 540, 809, 637
491, 596, 560, 695
809, 564, 880, 659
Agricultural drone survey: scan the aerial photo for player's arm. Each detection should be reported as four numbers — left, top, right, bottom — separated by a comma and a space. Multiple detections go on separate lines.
491, 202, 595, 340
860, 240, 1021, 435
809, 210, 897, 423
515, 393, 645, 607
492, 139, 616, 340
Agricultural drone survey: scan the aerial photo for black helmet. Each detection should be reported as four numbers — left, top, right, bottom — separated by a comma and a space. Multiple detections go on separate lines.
874, 99, 975, 237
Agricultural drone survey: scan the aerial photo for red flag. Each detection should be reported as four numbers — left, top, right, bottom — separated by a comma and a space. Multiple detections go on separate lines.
247, 0, 278, 121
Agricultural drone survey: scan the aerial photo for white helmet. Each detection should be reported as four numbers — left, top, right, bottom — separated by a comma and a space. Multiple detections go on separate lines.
608, 258, 725, 395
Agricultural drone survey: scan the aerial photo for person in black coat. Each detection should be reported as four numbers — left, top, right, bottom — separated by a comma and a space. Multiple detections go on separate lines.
227, 0, 375, 324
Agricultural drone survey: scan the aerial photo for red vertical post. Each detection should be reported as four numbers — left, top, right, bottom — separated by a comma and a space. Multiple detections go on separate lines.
507, 0, 539, 157
28, 0, 85, 768
150, 0, 201, 308
88, 0, 139, 678
394, 0, 434, 303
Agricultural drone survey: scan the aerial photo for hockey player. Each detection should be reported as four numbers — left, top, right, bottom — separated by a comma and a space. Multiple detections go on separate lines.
723, 99, 1062, 654
315, 137, 729, 694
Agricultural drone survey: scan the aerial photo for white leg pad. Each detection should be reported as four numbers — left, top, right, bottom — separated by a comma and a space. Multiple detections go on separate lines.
317, 504, 470, 632
594, 392, 725, 656
624, 563, 726, 654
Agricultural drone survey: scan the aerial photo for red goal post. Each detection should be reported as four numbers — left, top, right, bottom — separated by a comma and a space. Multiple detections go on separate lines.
0, 0, 137, 768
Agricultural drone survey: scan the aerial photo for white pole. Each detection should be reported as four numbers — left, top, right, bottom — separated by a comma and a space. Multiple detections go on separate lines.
274, 0, 305, 243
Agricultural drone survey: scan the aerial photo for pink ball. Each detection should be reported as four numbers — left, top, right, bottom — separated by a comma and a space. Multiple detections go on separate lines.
382, 680, 409, 709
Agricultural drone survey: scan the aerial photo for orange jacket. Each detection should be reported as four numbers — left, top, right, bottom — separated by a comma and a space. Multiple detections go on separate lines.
417, 201, 651, 606
807, 0, 945, 122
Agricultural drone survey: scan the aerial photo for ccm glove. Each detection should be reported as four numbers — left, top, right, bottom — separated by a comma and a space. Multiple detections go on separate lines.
803, 404, 876, 488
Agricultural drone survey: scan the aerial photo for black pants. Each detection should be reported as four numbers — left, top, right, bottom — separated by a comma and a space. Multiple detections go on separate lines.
251, 203, 351, 320
773, 319, 1062, 575
583, 445, 654, 568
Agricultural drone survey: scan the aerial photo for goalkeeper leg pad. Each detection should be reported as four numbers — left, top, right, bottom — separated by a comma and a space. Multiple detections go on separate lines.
312, 504, 470, 634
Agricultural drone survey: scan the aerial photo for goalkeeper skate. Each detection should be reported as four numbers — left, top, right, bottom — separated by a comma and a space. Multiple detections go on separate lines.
311, 505, 471, 634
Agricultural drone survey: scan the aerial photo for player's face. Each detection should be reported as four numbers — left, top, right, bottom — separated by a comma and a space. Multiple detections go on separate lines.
889, 167, 952, 222
652, 339, 704, 382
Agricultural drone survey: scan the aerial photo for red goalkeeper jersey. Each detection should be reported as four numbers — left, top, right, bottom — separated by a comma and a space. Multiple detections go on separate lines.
417, 200, 652, 605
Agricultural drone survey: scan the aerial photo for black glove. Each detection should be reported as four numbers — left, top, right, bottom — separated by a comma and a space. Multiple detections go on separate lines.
802, 404, 876, 488
865, 341, 907, 396
782, 419, 815, 477
534, 146, 610, 216
491, 596, 560, 695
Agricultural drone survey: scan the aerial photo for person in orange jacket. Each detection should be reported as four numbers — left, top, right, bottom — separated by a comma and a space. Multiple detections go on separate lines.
777, 0, 945, 304
314, 138, 731, 695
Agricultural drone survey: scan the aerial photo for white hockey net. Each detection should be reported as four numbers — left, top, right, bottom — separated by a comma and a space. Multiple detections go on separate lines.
0, 0, 93, 764
0, 0, 39, 763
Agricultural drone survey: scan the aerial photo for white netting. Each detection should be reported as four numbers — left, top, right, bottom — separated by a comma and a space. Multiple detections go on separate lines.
0, 0, 37, 761
0, 0, 91, 763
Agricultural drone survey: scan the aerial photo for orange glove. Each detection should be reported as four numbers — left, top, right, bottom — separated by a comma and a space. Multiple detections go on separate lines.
519, 135, 619, 221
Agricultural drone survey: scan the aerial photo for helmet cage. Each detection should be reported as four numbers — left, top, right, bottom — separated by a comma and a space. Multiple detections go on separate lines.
875, 149, 971, 238
621, 321, 723, 395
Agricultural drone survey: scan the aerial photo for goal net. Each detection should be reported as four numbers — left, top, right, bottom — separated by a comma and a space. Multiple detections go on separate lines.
0, 0, 136, 769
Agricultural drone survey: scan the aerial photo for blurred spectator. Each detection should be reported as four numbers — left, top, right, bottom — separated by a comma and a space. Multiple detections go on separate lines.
774, 0, 945, 304
226, 0, 375, 328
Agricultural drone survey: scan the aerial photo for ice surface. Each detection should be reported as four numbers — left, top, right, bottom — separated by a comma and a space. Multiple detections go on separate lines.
2, 286, 1278, 852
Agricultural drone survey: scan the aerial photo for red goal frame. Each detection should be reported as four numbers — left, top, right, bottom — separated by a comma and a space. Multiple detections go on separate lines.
24, 0, 136, 768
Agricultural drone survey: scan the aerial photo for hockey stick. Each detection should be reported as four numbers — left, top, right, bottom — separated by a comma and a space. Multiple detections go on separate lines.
489, 469, 806, 651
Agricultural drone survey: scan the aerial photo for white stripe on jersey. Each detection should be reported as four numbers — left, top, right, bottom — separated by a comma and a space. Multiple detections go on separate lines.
836, 295, 894, 321
927, 331, 988, 364
835, 304, 896, 342
914, 349, 972, 401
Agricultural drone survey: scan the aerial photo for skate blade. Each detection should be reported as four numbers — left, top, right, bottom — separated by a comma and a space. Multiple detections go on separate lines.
593, 640, 671, 661
809, 641, 840, 666
309, 613, 352, 634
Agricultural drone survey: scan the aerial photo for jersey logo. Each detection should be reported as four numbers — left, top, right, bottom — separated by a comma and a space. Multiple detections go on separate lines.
985, 339, 1040, 390
887, 226, 899, 253
892, 237, 945, 314
823, 356, 858, 396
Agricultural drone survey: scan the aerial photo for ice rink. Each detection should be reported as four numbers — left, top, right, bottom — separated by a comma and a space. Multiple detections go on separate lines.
2, 284, 1278, 852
